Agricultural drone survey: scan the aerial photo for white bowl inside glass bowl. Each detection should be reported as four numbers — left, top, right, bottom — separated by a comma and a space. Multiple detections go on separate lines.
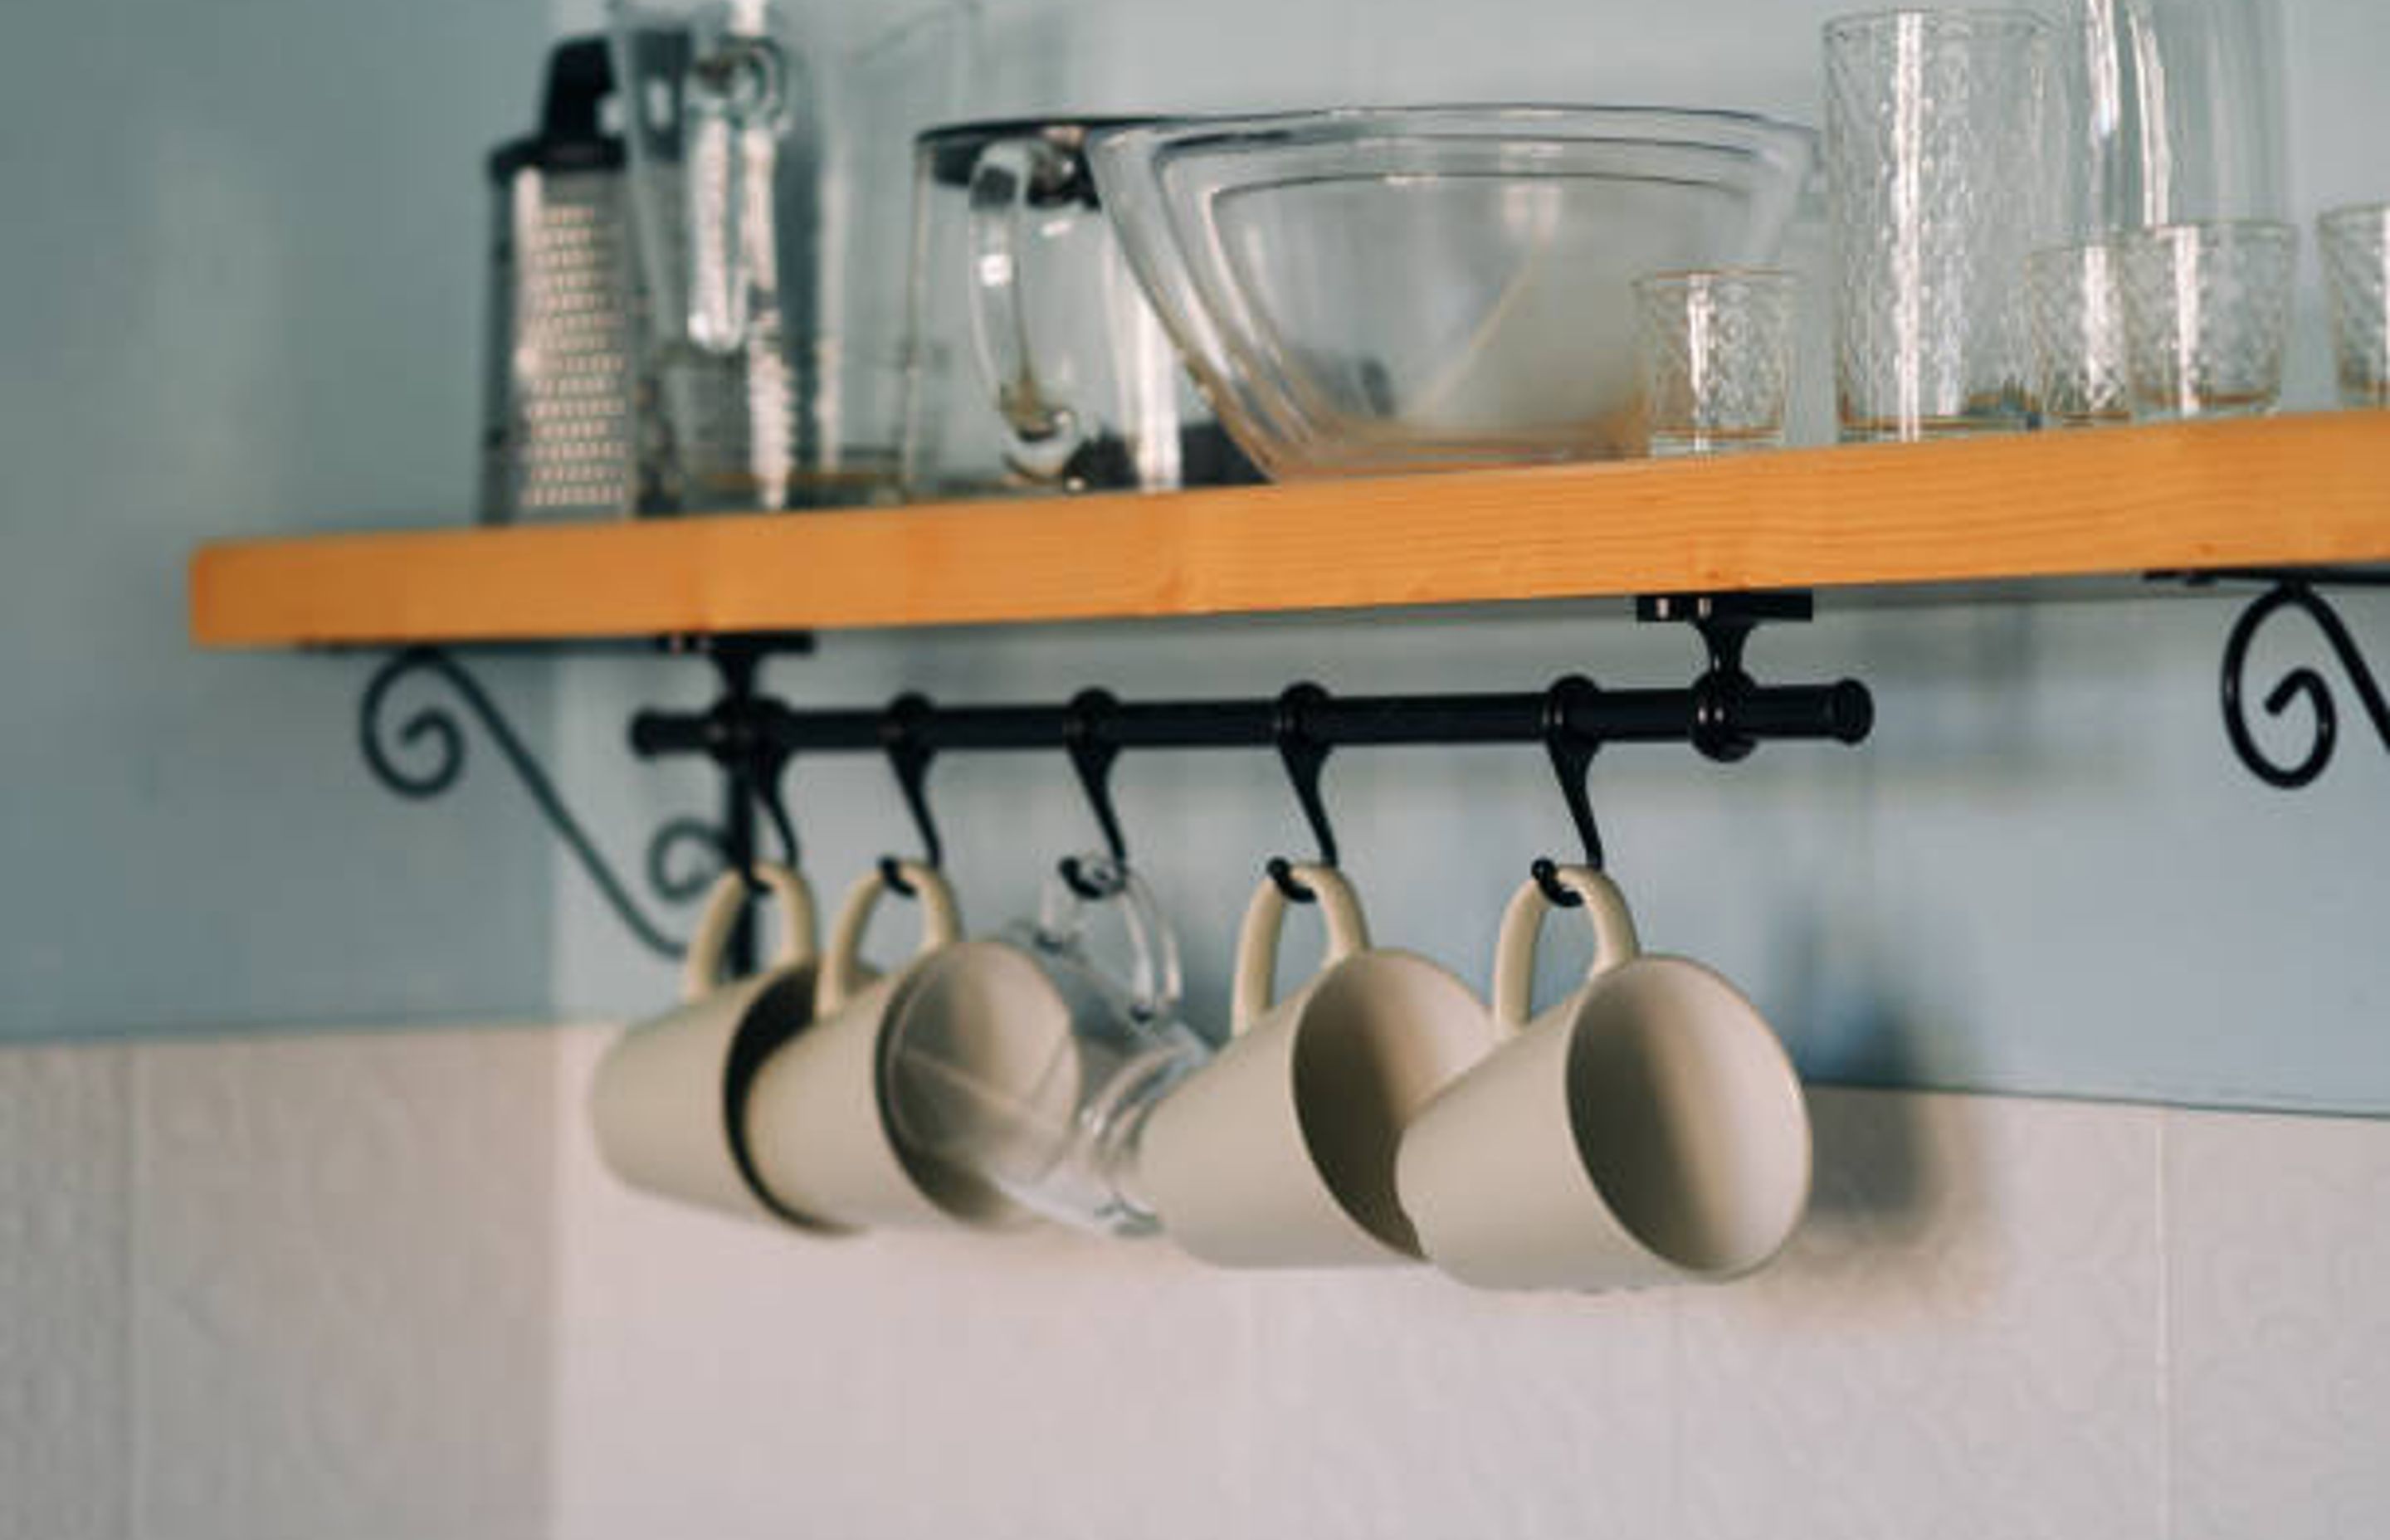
1089, 107, 1817, 479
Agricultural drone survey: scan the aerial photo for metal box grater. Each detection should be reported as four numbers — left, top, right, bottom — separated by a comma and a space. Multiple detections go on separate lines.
480, 37, 658, 522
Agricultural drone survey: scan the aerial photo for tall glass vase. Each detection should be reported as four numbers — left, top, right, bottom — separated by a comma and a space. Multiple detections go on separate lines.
1825, 10, 2054, 441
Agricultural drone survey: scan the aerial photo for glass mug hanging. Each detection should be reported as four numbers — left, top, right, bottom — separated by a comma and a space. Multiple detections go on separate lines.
610, 0, 885, 510
900, 119, 1261, 497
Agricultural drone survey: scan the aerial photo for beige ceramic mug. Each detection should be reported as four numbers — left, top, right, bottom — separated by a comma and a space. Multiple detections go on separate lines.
588, 863, 841, 1228
1134, 864, 1500, 1268
741, 859, 1032, 1232
1396, 864, 1812, 1291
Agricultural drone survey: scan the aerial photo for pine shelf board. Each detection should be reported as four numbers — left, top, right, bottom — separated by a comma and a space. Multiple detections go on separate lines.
188, 412, 2390, 648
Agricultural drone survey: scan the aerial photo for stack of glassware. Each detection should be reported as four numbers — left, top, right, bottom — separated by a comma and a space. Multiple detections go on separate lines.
1822, 0, 2388, 438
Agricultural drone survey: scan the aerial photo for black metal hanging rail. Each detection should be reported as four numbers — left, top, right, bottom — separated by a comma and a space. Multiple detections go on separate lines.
357, 592, 1872, 962
631, 592, 1871, 911
351, 565, 2390, 976
627, 680, 1871, 760
630, 591, 1867, 767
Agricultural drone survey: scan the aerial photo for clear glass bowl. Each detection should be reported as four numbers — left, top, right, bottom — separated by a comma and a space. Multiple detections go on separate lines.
1088, 107, 1816, 479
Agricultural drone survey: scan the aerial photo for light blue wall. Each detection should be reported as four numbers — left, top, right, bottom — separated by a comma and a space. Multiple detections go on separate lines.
0, 0, 559, 1036
543, 0, 2390, 1113
9, 0, 2377, 1110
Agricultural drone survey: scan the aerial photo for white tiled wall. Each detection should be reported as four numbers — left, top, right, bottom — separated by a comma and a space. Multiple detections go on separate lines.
0, 1029, 558, 1540
5, 1026, 2386, 1537
2166, 1110, 2390, 1540
544, 1024, 2390, 1540
0, 1045, 130, 1540
1674, 1094, 2165, 1540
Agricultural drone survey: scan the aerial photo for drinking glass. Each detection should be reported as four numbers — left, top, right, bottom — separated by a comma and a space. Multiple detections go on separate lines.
1634, 270, 1797, 456
2118, 220, 2297, 419
2027, 244, 2130, 426
1825, 10, 2052, 441
2319, 203, 2390, 409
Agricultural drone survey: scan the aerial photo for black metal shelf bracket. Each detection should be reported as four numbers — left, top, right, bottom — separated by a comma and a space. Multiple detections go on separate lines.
361, 646, 696, 958
2212, 575, 2390, 790
361, 595, 1873, 962
358, 636, 812, 961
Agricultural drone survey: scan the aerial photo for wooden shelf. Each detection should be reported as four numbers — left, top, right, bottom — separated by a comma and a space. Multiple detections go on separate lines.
189, 412, 2390, 648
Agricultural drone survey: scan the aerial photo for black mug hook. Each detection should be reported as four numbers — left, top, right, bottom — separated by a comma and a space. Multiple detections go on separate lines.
742, 743, 800, 881
705, 690, 800, 885
1533, 674, 1606, 908
1266, 681, 1337, 904
1059, 688, 1129, 899
878, 692, 941, 897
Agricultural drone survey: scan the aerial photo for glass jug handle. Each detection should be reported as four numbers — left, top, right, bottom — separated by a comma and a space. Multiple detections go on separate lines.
967, 138, 1092, 481
680, 18, 787, 354
1040, 855, 1183, 1026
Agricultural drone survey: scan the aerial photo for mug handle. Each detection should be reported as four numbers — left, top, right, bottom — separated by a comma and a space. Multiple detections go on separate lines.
1041, 856, 1184, 1026
1490, 864, 1641, 1034
678, 863, 819, 1002
967, 136, 1091, 482
816, 859, 963, 1014
1230, 863, 1370, 1036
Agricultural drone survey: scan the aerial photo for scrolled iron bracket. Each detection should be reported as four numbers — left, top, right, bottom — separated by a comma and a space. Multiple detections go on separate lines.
2217, 578, 2390, 790
359, 646, 713, 958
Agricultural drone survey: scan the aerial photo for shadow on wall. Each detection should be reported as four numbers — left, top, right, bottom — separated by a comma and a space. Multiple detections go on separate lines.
1767, 860, 1953, 1090
1849, 605, 2078, 787
1806, 1054, 1942, 1242
1765, 1084, 1989, 1328
1768, 894, 1944, 1240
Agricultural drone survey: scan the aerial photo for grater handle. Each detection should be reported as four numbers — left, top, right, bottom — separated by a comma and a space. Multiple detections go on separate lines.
539, 37, 616, 149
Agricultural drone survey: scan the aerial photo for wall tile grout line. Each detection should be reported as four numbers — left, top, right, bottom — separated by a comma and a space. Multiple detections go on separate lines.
542, 1027, 583, 1540
1666, 1283, 1685, 1540
124, 1045, 148, 1540
2154, 1111, 2173, 1540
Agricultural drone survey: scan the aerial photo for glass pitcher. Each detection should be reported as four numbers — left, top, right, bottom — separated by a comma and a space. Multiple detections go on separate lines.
608, 0, 981, 509
2057, 0, 2288, 233
899, 119, 1261, 498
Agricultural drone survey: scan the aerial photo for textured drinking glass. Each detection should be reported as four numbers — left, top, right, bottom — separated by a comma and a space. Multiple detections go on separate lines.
2319, 203, 2390, 408
2119, 220, 2297, 420
1634, 270, 1797, 456
2027, 244, 2129, 426
1825, 10, 2051, 441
